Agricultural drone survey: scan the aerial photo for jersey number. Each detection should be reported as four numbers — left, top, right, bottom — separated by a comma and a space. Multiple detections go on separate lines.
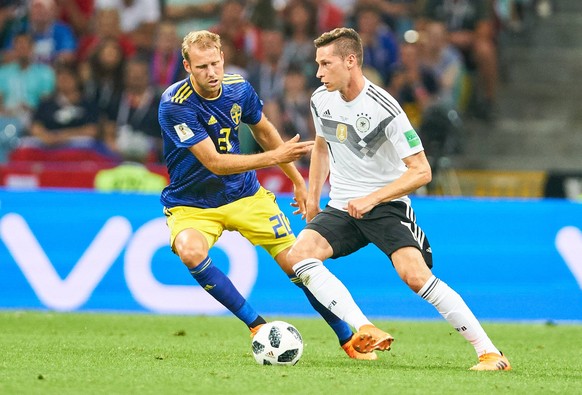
218, 127, 233, 152
270, 213, 292, 239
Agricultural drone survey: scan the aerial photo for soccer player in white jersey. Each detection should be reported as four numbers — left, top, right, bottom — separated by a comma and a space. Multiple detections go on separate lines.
286, 27, 511, 370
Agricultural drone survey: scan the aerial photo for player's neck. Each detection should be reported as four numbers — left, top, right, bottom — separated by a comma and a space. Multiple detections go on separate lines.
339, 73, 365, 102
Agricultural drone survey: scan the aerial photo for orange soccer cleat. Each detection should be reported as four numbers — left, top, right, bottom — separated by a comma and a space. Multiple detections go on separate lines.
341, 340, 378, 360
351, 324, 394, 354
470, 352, 511, 371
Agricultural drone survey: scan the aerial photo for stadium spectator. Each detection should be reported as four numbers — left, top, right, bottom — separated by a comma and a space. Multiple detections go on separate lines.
247, 27, 287, 131
163, 0, 222, 38
0, 32, 55, 136
349, 0, 417, 37
3, 0, 77, 65
56, 0, 95, 37
149, 21, 185, 92
280, 0, 319, 89
389, 38, 462, 185
276, 63, 315, 166
94, 0, 160, 34
210, 0, 262, 61
387, 41, 439, 129
103, 55, 161, 162
220, 37, 248, 78
273, 0, 344, 34
420, 0, 499, 120
354, 4, 400, 85
94, 0, 160, 56
287, 27, 511, 371
24, 62, 99, 149
419, 20, 466, 110
81, 37, 126, 140
248, 0, 278, 30
309, 0, 344, 34
76, 7, 136, 63
0, 0, 23, 56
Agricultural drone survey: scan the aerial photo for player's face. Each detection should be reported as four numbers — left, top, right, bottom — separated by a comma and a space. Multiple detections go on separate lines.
183, 45, 225, 99
315, 44, 351, 93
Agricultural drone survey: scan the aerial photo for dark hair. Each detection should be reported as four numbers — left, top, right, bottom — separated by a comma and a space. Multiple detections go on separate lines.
282, 0, 317, 39
54, 60, 84, 91
88, 38, 126, 86
314, 27, 363, 67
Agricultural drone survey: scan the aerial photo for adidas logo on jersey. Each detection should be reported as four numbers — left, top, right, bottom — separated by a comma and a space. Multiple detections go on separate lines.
322, 109, 332, 118
208, 116, 217, 125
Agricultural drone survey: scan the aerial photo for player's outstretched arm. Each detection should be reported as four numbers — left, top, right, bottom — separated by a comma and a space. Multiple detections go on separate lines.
188, 132, 313, 176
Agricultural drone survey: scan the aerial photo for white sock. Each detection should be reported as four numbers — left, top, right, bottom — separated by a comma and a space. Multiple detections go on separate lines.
418, 275, 500, 357
293, 258, 372, 330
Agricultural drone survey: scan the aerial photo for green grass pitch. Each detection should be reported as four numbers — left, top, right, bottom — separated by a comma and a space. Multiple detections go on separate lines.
1, 311, 581, 394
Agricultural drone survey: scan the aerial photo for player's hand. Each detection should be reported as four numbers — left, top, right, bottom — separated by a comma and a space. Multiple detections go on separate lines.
272, 134, 314, 164
344, 196, 377, 219
305, 200, 321, 223
290, 181, 308, 219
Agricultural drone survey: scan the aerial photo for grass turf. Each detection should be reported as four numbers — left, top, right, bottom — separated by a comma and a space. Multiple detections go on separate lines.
0, 311, 581, 394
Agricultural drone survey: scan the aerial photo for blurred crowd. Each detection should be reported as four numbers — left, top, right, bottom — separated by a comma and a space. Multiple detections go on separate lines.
0, 0, 540, 171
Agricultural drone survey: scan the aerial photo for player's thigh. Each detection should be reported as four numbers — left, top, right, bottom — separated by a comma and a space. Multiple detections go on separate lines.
164, 205, 225, 257
303, 206, 368, 259
358, 202, 433, 269
225, 187, 295, 259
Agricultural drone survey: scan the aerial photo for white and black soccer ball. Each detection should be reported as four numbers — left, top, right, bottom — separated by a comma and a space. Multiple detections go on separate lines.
251, 321, 303, 366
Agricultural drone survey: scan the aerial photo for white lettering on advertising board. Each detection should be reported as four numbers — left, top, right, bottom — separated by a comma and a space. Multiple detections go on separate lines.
0, 213, 258, 313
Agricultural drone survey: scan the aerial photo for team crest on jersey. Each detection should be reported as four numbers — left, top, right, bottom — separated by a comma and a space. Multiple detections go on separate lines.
336, 123, 348, 142
356, 113, 371, 133
230, 104, 241, 125
174, 123, 194, 142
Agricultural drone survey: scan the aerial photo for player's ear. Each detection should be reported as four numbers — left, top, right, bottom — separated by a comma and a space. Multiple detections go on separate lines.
346, 54, 356, 70
183, 59, 191, 73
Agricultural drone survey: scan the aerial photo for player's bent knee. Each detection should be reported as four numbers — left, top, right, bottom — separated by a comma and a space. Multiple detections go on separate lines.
287, 229, 332, 264
176, 246, 208, 269
392, 247, 432, 291
403, 273, 431, 293
287, 242, 316, 265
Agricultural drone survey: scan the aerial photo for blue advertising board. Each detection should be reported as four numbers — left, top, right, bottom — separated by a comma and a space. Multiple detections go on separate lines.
1, 189, 581, 321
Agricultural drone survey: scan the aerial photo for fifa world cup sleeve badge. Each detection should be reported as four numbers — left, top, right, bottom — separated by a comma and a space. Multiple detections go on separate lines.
174, 123, 195, 142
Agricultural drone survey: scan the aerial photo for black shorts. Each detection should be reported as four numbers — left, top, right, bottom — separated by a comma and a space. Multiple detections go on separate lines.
305, 201, 433, 268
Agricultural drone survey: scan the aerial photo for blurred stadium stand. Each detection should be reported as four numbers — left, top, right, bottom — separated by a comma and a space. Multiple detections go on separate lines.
459, 0, 582, 173
1, 0, 581, 199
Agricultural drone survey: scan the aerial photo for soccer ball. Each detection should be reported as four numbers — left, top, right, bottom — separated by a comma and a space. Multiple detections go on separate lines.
251, 321, 303, 366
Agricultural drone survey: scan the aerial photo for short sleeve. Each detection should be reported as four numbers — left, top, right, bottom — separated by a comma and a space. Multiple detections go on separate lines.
159, 100, 209, 148
240, 81, 263, 125
386, 112, 424, 159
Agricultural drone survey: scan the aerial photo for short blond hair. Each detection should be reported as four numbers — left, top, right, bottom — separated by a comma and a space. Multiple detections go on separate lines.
181, 30, 222, 62
314, 27, 363, 67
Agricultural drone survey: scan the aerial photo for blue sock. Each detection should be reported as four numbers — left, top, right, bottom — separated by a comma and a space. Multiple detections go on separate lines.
290, 275, 353, 345
190, 257, 265, 328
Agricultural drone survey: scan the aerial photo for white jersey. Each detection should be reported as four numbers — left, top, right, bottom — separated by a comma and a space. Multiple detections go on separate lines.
310, 78, 424, 210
